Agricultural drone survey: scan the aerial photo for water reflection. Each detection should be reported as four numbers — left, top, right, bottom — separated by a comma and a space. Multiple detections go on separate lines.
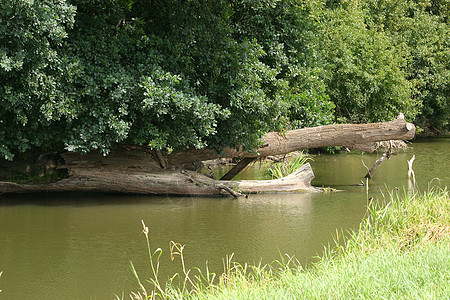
0, 192, 364, 299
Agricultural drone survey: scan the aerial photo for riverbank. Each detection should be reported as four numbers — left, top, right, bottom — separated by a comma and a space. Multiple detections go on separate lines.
128, 188, 449, 299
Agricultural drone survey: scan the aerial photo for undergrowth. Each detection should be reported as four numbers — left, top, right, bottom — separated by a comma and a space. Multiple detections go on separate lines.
5, 168, 67, 184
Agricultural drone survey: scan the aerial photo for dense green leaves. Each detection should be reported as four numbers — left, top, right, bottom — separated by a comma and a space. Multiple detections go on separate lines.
0, 0, 448, 160
319, 0, 417, 123
0, 0, 76, 159
401, 9, 449, 133
362, 0, 449, 132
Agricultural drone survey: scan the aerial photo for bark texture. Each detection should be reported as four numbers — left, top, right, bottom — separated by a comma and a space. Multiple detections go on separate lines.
167, 114, 415, 165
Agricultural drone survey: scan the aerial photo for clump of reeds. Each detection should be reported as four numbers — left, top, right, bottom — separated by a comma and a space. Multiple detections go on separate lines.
127, 221, 163, 300
266, 152, 312, 179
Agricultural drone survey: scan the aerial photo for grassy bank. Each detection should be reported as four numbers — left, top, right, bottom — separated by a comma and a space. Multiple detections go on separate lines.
127, 188, 449, 299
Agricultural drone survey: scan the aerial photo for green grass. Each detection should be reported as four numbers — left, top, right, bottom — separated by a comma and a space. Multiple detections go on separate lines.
124, 188, 449, 299
180, 242, 449, 300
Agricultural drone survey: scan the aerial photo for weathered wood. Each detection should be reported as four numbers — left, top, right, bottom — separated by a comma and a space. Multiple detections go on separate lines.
155, 150, 167, 169
167, 114, 415, 165
407, 155, 416, 192
220, 157, 256, 181
232, 163, 317, 193
365, 150, 390, 178
0, 115, 416, 196
365, 140, 392, 179
0, 163, 318, 195
407, 155, 416, 179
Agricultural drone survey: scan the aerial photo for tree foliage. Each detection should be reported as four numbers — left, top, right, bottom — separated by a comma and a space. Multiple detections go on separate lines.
0, 0, 448, 160
317, 0, 417, 123
361, 0, 449, 132
0, 0, 76, 159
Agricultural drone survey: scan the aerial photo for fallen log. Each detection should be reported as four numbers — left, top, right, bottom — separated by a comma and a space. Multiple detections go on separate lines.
167, 113, 415, 165
0, 163, 319, 195
0, 115, 415, 196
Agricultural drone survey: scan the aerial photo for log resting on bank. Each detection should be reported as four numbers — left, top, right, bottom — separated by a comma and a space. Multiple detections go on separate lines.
0, 115, 415, 196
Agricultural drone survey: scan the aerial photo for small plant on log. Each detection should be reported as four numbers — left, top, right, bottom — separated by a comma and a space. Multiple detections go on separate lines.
266, 152, 312, 179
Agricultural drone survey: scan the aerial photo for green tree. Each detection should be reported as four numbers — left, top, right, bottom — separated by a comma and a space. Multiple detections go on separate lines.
362, 0, 449, 132
408, 13, 450, 133
229, 0, 335, 129
62, 0, 227, 154
316, 0, 419, 123
1, 0, 335, 160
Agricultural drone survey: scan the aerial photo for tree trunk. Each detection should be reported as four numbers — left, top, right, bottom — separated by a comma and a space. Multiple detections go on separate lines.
167, 114, 415, 165
0, 115, 415, 196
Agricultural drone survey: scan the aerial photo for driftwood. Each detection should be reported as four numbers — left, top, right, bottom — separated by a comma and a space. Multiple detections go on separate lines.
0, 162, 318, 196
364, 141, 393, 179
407, 155, 416, 179
0, 115, 415, 196
364, 150, 390, 179
407, 155, 416, 192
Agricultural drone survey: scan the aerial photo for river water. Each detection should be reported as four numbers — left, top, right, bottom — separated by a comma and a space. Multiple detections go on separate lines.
0, 138, 448, 299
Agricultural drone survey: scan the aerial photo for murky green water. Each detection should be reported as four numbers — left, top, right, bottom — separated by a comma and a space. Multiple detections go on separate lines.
0, 138, 448, 299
